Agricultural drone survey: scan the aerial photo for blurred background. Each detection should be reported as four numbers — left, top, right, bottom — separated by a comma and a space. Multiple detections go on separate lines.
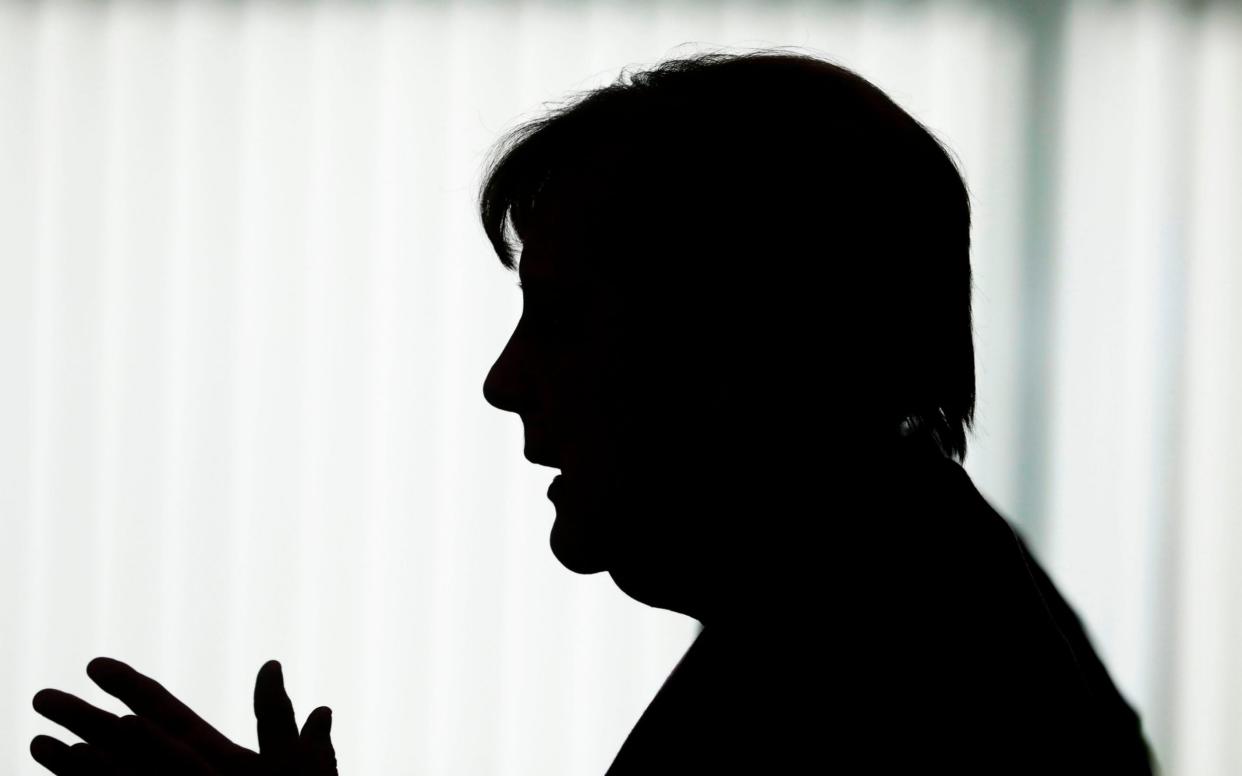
2, 0, 1239, 773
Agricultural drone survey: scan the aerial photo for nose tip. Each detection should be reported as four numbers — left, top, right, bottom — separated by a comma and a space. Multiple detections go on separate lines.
484, 321, 530, 415
482, 374, 502, 411
483, 360, 516, 414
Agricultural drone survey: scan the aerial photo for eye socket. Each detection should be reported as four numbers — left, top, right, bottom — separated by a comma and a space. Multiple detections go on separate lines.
520, 297, 570, 335
518, 281, 587, 340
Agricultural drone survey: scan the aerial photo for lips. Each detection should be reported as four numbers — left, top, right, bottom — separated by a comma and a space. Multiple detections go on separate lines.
547, 474, 564, 499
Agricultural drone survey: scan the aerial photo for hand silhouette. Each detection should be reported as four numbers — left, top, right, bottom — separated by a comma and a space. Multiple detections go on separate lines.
30, 657, 337, 775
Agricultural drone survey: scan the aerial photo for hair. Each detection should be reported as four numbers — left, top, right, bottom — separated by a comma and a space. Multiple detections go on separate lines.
477, 48, 976, 463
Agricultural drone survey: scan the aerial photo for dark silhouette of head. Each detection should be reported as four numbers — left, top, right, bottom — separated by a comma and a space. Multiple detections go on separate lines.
480, 49, 975, 625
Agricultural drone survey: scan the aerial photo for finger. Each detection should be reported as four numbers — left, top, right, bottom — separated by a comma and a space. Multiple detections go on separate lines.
299, 706, 332, 743
31, 735, 80, 775
30, 736, 127, 776
86, 658, 198, 729
298, 707, 337, 775
86, 657, 246, 762
33, 689, 123, 751
255, 660, 299, 766
66, 741, 127, 776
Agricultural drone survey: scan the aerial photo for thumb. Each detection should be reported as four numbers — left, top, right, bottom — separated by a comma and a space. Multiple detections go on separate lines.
299, 706, 337, 774
299, 706, 331, 742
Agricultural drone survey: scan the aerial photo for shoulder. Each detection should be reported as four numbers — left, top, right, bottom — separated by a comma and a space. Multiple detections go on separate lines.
891, 460, 1156, 771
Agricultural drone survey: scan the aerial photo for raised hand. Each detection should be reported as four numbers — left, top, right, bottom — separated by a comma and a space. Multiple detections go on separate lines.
30, 658, 337, 775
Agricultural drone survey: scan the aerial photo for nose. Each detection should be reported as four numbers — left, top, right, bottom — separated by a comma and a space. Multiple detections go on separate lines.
483, 332, 523, 416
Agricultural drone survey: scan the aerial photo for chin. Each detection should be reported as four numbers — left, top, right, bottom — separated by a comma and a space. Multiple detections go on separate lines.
549, 513, 611, 575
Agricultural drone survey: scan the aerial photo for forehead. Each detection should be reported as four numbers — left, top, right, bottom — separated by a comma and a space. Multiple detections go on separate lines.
517, 183, 603, 288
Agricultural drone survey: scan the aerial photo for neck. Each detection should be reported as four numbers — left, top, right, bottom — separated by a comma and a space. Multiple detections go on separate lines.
690, 434, 951, 628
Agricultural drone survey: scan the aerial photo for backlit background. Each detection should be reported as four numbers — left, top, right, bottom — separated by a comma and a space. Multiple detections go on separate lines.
3, 1, 1240, 774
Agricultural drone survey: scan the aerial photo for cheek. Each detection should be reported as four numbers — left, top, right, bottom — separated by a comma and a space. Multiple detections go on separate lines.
559, 317, 720, 462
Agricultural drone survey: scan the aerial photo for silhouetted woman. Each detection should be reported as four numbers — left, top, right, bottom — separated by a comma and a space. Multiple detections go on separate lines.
480, 49, 1158, 774
30, 49, 1158, 776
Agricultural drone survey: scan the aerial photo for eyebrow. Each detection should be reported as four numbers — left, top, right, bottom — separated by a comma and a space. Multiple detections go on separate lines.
517, 276, 558, 299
